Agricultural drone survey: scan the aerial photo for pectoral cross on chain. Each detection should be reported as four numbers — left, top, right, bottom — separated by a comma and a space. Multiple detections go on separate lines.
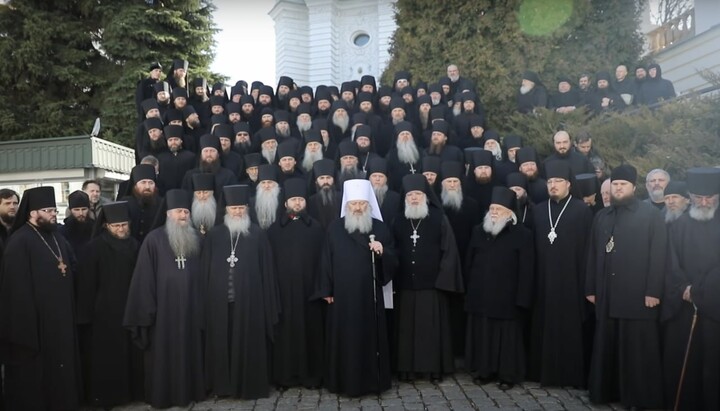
410, 230, 420, 247
175, 255, 186, 269
58, 259, 67, 276
409, 163, 416, 174
227, 252, 239, 268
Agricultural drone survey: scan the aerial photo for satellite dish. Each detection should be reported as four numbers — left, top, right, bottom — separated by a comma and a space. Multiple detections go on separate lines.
90, 117, 101, 137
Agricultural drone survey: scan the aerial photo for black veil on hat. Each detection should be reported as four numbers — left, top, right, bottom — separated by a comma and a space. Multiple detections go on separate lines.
12, 186, 56, 233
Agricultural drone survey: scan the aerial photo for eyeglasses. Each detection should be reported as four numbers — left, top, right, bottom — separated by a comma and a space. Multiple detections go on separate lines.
39, 208, 59, 214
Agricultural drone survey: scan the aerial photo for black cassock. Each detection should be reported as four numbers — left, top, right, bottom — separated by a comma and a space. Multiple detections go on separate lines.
392, 208, 464, 375
663, 212, 720, 410
307, 191, 341, 231
266, 213, 325, 388
0, 225, 82, 410
201, 224, 280, 399
464, 223, 534, 384
529, 196, 593, 387
76, 231, 144, 407
314, 218, 398, 396
585, 199, 666, 409
122, 228, 205, 409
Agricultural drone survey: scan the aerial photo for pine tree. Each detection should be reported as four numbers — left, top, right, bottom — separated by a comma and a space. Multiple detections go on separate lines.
383, 0, 645, 129
0, 0, 221, 146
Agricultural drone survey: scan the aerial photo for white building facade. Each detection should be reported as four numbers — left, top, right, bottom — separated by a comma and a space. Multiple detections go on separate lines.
269, 0, 397, 88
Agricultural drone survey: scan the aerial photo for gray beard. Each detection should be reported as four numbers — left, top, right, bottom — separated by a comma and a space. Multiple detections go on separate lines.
392, 117, 404, 126
276, 126, 291, 138
404, 201, 429, 220
665, 207, 686, 223
319, 186, 335, 206
262, 147, 277, 164
488, 146, 502, 161
297, 119, 312, 133
344, 209, 373, 234
224, 213, 251, 237
166, 219, 200, 258
452, 106, 461, 117
419, 111, 429, 129
483, 212, 509, 236
689, 204, 717, 222
302, 149, 323, 172
397, 139, 420, 165
333, 115, 349, 133
373, 184, 388, 206
255, 185, 280, 229
442, 188, 463, 212
191, 197, 217, 230
339, 167, 360, 185
649, 189, 665, 203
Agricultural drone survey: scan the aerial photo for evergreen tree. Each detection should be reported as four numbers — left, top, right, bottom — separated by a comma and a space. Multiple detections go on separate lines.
383, 0, 645, 128
0, 0, 220, 146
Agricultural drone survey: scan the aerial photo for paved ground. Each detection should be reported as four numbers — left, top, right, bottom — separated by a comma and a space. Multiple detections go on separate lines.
105, 373, 632, 410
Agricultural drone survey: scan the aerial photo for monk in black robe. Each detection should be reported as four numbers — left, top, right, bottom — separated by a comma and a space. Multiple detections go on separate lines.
201, 185, 280, 399
123, 190, 205, 408
367, 158, 402, 227
465, 187, 534, 390
662, 168, 720, 410
120, 164, 163, 243
585, 165, 665, 409
75, 202, 143, 408
314, 179, 398, 396
529, 162, 593, 388
439, 161, 481, 357
0, 187, 82, 410
157, 125, 197, 193
307, 159, 341, 230
58, 190, 94, 256
385, 121, 423, 192
181, 134, 239, 200
393, 174, 463, 381
463, 149, 497, 215
267, 179, 325, 388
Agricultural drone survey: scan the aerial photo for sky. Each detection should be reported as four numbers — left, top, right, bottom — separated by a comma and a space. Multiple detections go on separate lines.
211, 1, 276, 87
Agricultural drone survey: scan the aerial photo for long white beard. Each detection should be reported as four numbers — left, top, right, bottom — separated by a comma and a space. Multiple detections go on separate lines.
442, 188, 463, 212
262, 147, 277, 164
166, 219, 200, 257
520, 85, 532, 95
191, 197, 217, 230
224, 213, 251, 237
344, 208, 373, 234
297, 118, 312, 133
333, 114, 349, 134
373, 184, 388, 206
302, 149, 323, 172
397, 139, 420, 165
255, 185, 280, 229
404, 201, 429, 220
452, 106, 461, 117
488, 146, 502, 161
483, 212, 510, 236
689, 204, 717, 222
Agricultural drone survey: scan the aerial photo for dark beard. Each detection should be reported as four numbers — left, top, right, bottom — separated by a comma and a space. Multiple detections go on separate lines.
611, 195, 634, 207
319, 186, 335, 206
150, 138, 165, 150
475, 176, 491, 184
134, 189, 157, 207
200, 159, 221, 173
187, 118, 201, 128
36, 219, 57, 232
234, 141, 252, 154
0, 213, 15, 226
429, 141, 445, 155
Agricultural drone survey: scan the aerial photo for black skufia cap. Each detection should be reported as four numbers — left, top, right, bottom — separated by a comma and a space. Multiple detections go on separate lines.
686, 167, 720, 196
366, 157, 388, 177
166, 189, 191, 210
224, 185, 250, 206
199, 134, 222, 152
545, 160, 572, 181
277, 140, 298, 160
131, 164, 156, 183
441, 161, 464, 181
491, 186, 517, 211
191, 173, 215, 192
516, 147, 538, 165
506, 172, 528, 190
244, 153, 263, 169
402, 173, 428, 195
611, 164, 637, 184
164, 125, 185, 140
102, 201, 130, 224
575, 173, 598, 197
68, 190, 90, 209
283, 178, 307, 201
472, 150, 493, 168
257, 164, 277, 183
664, 180, 688, 198
313, 158, 335, 178
422, 156, 441, 174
